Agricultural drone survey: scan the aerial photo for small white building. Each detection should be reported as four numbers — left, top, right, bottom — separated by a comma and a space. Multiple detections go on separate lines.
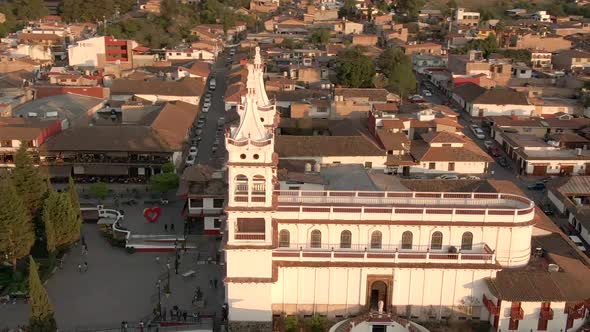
165, 49, 215, 62
532, 10, 551, 23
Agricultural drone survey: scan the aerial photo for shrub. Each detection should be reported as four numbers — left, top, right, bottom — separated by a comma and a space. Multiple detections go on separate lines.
126, 247, 136, 254
284, 316, 299, 332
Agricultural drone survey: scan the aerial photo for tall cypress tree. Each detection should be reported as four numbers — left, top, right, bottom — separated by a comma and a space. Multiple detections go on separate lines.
12, 143, 48, 218
0, 176, 35, 271
42, 195, 57, 257
28, 256, 57, 332
68, 176, 81, 221
43, 191, 80, 253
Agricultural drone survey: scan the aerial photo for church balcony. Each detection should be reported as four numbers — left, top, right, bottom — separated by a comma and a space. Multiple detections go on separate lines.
272, 243, 496, 265
273, 190, 534, 224
235, 232, 266, 240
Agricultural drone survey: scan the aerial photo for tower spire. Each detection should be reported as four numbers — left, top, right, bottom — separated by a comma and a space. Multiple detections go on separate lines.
231, 64, 268, 141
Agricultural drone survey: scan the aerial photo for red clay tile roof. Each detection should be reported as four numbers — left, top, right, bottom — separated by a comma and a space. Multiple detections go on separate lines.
150, 101, 199, 150
275, 135, 385, 157
421, 131, 466, 144
473, 88, 530, 106
411, 139, 493, 162
452, 82, 487, 102
376, 129, 409, 151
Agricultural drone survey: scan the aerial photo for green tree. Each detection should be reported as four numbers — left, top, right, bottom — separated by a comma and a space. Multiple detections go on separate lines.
396, 0, 425, 18
284, 316, 299, 332
12, 143, 47, 218
378, 48, 417, 98
68, 176, 81, 221
336, 46, 375, 88
149, 163, 179, 193
0, 176, 35, 271
310, 29, 331, 46
338, 0, 359, 20
14, 0, 48, 20
43, 191, 80, 254
458, 33, 499, 57
89, 182, 109, 202
28, 256, 57, 332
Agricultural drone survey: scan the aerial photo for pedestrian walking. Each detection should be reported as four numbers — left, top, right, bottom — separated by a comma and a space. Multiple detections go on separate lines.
156, 256, 160, 264
139, 321, 144, 332
82, 246, 87, 255
81, 235, 86, 246
209, 279, 213, 288
164, 224, 168, 232
77, 263, 82, 273
183, 311, 187, 321
171, 223, 175, 232
214, 278, 218, 289
84, 261, 88, 272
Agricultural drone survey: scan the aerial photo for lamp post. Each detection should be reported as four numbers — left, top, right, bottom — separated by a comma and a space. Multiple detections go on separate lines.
166, 263, 171, 290
156, 279, 162, 317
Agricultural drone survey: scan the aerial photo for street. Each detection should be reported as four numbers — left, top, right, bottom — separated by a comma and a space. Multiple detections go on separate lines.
419, 76, 556, 209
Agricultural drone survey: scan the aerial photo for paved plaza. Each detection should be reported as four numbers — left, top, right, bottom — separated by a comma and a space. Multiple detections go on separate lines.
0, 202, 225, 331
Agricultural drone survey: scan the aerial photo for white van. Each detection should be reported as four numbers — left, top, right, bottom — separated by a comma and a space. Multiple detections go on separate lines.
209, 78, 216, 90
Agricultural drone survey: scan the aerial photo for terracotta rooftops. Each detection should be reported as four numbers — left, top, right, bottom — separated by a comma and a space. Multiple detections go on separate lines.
150, 101, 199, 151
0, 118, 56, 140
410, 137, 493, 162
40, 126, 171, 153
473, 88, 530, 106
421, 131, 466, 144
452, 82, 487, 102
110, 77, 205, 97
334, 88, 390, 102
275, 135, 384, 157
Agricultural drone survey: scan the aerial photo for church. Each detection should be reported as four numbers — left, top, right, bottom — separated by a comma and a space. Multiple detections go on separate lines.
224, 47, 590, 332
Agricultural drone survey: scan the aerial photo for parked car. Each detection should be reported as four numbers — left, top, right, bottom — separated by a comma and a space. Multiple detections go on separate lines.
497, 157, 508, 168
423, 90, 432, 97
569, 235, 586, 252
473, 128, 485, 139
488, 147, 501, 157
209, 78, 216, 90
188, 146, 198, 157
483, 140, 493, 149
460, 175, 481, 180
527, 182, 546, 190
412, 174, 428, 179
542, 204, 554, 216
202, 105, 210, 113
185, 154, 196, 166
469, 123, 479, 131
196, 121, 205, 129
217, 117, 225, 126
436, 175, 459, 180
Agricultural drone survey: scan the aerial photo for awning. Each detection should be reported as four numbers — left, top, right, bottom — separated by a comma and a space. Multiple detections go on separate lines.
41, 165, 72, 178
105, 165, 129, 176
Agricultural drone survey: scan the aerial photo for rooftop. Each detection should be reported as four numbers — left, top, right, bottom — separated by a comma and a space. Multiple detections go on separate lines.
13, 94, 105, 125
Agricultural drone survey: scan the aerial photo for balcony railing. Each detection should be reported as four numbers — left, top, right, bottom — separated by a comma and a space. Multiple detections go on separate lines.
41, 155, 170, 165
566, 305, 586, 319
187, 207, 224, 216
234, 233, 265, 240
273, 190, 534, 223
510, 307, 524, 320
540, 308, 554, 320
275, 190, 532, 209
274, 243, 495, 263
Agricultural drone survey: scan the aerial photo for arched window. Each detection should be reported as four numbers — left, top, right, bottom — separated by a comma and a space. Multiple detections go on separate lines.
279, 230, 290, 248
461, 232, 473, 251
340, 230, 352, 249
401, 231, 413, 250
431, 231, 443, 250
370, 231, 382, 249
234, 175, 248, 195
310, 230, 322, 248
252, 175, 265, 194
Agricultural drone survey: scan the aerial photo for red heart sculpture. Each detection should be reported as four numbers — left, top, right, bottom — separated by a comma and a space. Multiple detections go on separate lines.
143, 207, 162, 223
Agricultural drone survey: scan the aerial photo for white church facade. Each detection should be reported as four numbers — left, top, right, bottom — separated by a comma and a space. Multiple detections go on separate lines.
224, 48, 590, 332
